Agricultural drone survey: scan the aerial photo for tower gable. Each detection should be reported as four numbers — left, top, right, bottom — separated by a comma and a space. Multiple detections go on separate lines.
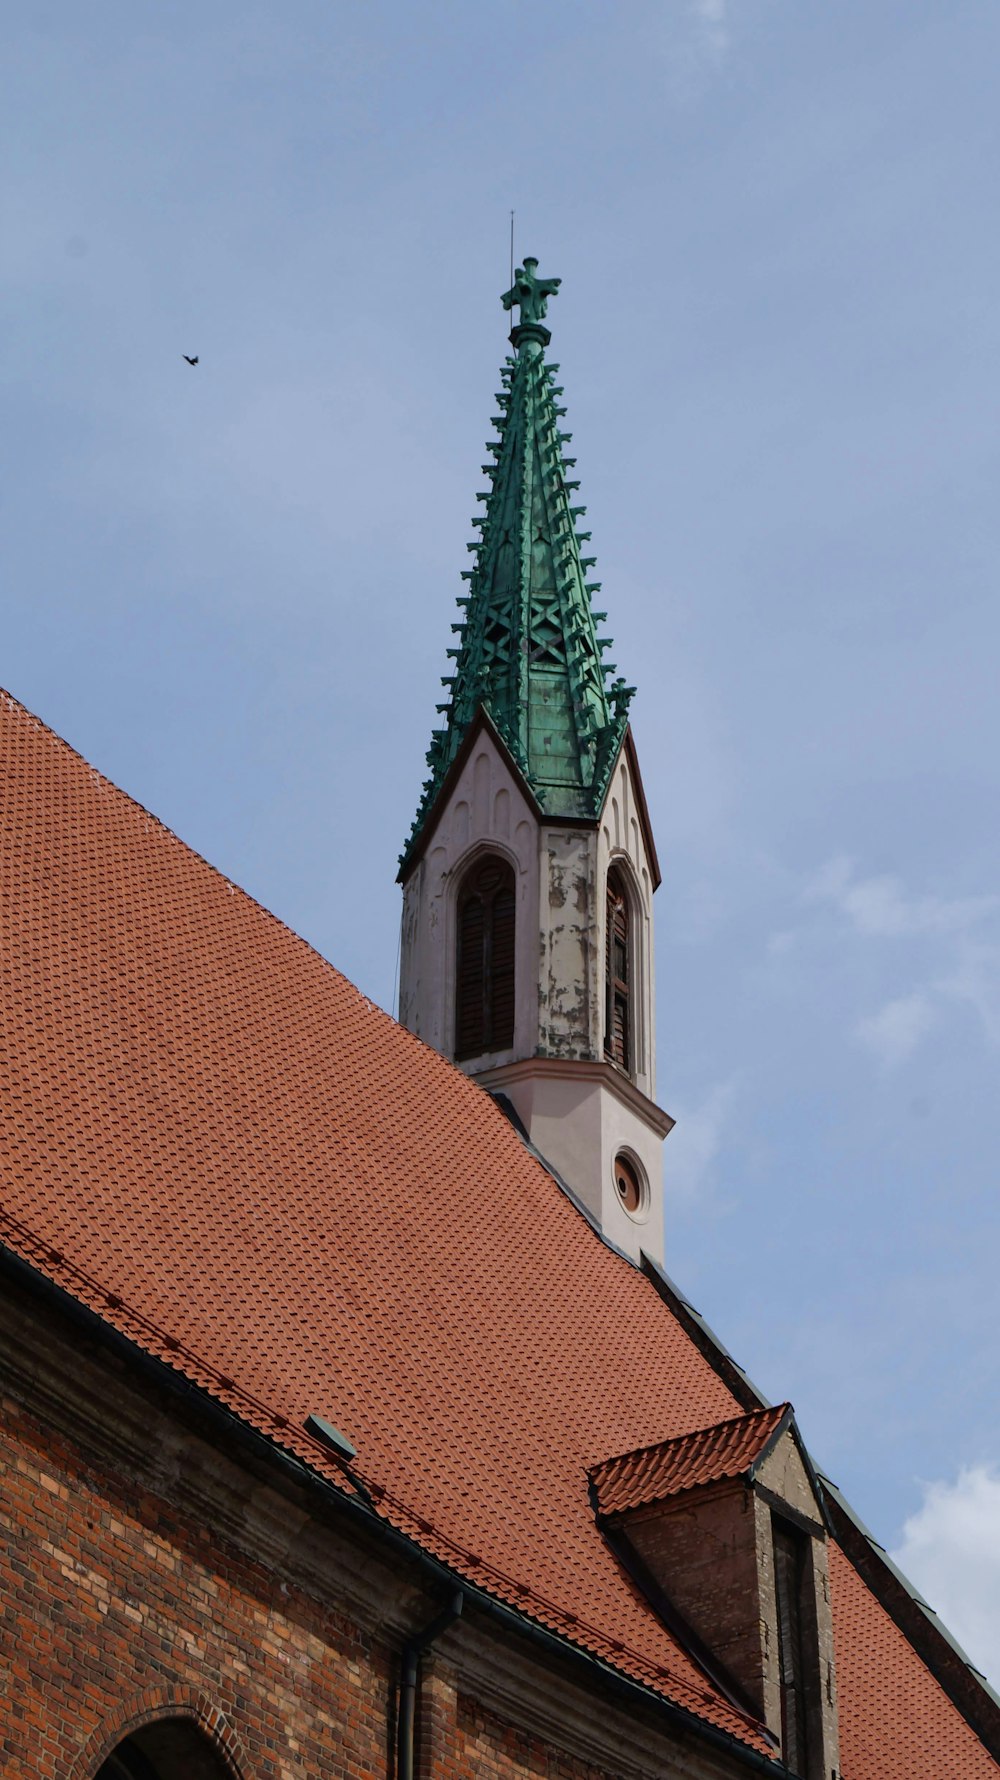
399, 712, 540, 1066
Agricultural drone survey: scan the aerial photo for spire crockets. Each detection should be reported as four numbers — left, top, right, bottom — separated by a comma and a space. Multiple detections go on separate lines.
401, 260, 634, 868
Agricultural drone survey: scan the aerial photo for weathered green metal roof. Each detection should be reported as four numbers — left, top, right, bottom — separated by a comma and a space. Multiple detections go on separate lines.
401, 261, 634, 871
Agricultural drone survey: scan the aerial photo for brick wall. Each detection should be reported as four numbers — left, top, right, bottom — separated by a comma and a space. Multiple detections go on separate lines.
456, 1694, 607, 1780
0, 1279, 755, 1780
1, 1391, 678, 1780
623, 1485, 766, 1715
0, 1392, 392, 1779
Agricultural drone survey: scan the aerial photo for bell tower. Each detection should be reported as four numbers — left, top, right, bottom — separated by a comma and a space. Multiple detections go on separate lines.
398, 261, 672, 1264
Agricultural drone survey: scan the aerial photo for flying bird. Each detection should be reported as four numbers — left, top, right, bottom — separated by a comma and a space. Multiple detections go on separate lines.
182, 355, 199, 366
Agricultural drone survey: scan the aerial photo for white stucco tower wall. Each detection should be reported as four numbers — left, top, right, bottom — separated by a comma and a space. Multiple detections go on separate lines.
399, 717, 672, 1267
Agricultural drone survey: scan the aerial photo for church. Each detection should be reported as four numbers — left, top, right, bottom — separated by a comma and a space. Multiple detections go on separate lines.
2, 262, 997, 1780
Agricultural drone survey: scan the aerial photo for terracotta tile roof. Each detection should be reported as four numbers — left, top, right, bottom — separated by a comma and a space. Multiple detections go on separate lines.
830, 1539, 999, 1779
1, 688, 996, 1777
589, 1404, 790, 1517
0, 690, 768, 1753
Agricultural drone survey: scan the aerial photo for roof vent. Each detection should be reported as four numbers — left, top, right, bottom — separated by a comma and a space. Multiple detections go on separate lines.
304, 1413, 358, 1462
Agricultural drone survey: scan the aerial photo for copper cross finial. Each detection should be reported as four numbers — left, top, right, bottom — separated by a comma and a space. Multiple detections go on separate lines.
501, 257, 561, 327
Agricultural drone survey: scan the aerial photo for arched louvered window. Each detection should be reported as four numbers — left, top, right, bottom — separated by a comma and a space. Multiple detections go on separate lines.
605, 867, 631, 1074
455, 855, 516, 1059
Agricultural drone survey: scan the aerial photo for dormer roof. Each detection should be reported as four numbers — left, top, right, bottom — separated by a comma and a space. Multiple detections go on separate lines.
590, 1405, 792, 1518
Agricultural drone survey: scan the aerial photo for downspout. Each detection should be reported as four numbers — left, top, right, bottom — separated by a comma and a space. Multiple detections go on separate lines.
398, 1589, 464, 1780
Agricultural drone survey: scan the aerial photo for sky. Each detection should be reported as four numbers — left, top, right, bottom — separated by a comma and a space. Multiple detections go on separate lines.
5, 0, 1000, 1686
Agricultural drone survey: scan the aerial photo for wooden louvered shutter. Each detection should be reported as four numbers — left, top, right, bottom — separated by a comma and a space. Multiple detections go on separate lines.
773, 1521, 810, 1775
490, 880, 516, 1050
455, 857, 515, 1059
604, 870, 631, 1073
456, 890, 486, 1057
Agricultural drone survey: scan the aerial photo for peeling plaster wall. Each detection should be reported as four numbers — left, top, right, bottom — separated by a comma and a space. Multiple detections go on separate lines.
538, 827, 598, 1059
537, 746, 658, 1086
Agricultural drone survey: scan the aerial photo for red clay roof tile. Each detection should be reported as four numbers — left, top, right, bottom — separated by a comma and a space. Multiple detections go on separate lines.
830, 1538, 998, 1779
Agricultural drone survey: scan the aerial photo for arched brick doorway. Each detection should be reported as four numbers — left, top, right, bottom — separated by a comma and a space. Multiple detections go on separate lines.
96, 1719, 234, 1780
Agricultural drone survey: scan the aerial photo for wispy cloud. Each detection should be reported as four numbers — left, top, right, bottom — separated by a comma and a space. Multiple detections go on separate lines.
691, 0, 730, 58
856, 991, 935, 1069
936, 941, 1000, 1047
891, 1467, 1000, 1687
766, 928, 797, 956
807, 855, 999, 939
791, 856, 1000, 1066
667, 1078, 737, 1201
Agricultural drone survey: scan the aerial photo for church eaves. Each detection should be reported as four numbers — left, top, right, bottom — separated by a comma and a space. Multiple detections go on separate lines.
400, 260, 634, 872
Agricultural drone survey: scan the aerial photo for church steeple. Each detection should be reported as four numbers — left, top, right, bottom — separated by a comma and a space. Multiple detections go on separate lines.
398, 262, 672, 1266
400, 260, 633, 873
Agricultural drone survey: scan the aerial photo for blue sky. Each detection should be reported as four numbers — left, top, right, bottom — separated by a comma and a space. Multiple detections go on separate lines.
6, 1, 1000, 1680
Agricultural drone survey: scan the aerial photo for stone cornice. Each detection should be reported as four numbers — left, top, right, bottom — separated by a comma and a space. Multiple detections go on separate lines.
476, 1053, 675, 1139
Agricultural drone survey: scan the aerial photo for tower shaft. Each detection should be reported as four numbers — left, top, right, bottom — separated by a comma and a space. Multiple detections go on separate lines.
399, 263, 671, 1263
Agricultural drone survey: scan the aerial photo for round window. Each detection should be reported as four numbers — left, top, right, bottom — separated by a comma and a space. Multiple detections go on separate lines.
614, 1153, 645, 1217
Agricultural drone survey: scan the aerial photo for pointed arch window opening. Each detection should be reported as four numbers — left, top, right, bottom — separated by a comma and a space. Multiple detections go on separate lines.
605, 865, 632, 1076
455, 854, 516, 1060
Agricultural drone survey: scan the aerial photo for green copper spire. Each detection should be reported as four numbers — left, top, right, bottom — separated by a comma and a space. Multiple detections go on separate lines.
400, 261, 634, 870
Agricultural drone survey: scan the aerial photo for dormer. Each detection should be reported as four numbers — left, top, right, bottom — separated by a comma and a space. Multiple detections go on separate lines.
589, 1405, 841, 1778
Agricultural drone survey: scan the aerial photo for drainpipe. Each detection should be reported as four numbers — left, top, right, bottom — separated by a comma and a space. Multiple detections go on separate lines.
397, 1589, 464, 1780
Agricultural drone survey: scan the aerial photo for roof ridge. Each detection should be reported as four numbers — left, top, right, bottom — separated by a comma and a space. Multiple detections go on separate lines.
0, 690, 353, 986
821, 1471, 1000, 1757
